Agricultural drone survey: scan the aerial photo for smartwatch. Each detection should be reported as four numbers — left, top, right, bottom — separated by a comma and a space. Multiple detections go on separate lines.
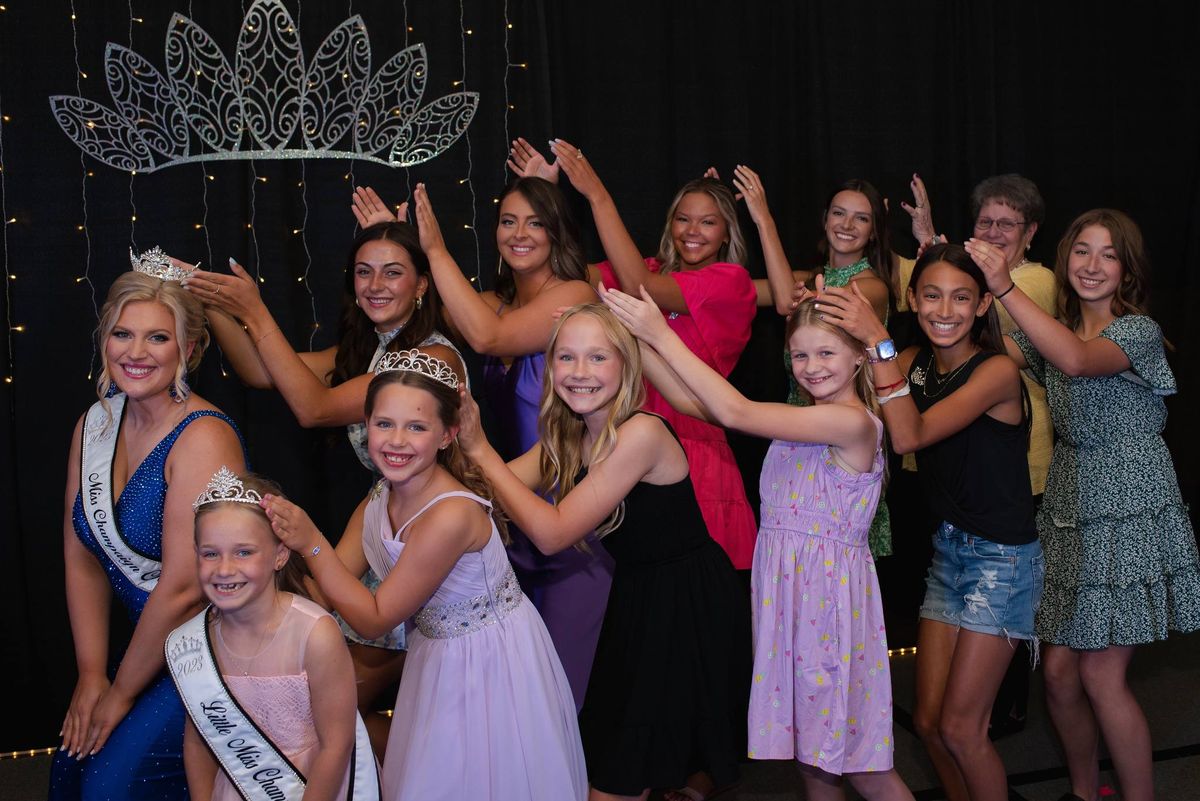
865, 339, 897, 363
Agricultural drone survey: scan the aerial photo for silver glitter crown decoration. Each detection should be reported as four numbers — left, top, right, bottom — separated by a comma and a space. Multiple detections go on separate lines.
50, 0, 478, 173
130, 246, 194, 282
375, 348, 459, 389
193, 466, 265, 512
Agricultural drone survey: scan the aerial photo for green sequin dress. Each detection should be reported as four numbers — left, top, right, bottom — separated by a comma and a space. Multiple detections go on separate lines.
784, 259, 893, 557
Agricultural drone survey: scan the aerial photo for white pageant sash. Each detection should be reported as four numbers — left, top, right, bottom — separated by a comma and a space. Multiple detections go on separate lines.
80, 394, 162, 592
167, 609, 380, 801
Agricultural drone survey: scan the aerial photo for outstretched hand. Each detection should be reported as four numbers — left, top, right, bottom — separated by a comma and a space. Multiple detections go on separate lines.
507, 137, 560, 183
261, 494, 324, 556
964, 238, 1013, 295
182, 258, 265, 322
899, 172, 937, 245
732, 164, 772, 226
549, 139, 607, 202
455, 386, 486, 457
351, 186, 405, 227
411, 183, 448, 257
815, 281, 889, 346
600, 283, 671, 345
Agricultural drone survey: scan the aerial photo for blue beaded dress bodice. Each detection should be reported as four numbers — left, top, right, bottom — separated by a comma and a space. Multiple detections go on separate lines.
72, 410, 239, 620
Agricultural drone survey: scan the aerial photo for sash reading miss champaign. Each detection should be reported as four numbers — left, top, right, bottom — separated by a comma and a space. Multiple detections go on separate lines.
167, 608, 380, 801
80, 393, 162, 592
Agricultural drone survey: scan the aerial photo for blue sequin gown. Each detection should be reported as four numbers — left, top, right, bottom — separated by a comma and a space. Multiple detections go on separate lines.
49, 410, 240, 801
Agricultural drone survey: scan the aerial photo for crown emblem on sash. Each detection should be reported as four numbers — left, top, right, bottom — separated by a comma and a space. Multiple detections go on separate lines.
375, 348, 459, 389
168, 631, 205, 664
49, 0, 478, 174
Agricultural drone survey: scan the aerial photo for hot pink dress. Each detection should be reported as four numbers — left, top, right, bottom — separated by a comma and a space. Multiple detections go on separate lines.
209, 594, 357, 801
595, 257, 758, 568
747, 415, 895, 774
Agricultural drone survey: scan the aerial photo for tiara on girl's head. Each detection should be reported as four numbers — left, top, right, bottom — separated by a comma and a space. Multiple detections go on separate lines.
130, 246, 195, 282
193, 466, 264, 512
374, 348, 459, 389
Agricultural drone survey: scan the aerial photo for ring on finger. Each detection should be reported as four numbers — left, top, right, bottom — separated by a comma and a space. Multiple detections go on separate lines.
575, 149, 584, 160
215, 285, 221, 295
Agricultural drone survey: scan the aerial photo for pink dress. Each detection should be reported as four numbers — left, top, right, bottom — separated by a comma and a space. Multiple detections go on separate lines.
748, 416, 895, 774
595, 257, 758, 568
361, 486, 587, 801
210, 595, 355, 801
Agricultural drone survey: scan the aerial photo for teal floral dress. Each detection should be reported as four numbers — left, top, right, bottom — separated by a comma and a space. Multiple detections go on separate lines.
1012, 315, 1200, 648
784, 258, 892, 558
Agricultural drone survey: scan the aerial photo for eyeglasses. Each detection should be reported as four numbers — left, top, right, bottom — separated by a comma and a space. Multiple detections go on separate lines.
974, 217, 1026, 234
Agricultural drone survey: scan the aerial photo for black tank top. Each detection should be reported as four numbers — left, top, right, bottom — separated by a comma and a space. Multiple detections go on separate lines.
908, 348, 1036, 545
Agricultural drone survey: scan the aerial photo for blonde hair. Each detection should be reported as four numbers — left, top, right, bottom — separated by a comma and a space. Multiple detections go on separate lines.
193, 472, 310, 598
537, 304, 645, 538
95, 271, 209, 411
654, 178, 747, 275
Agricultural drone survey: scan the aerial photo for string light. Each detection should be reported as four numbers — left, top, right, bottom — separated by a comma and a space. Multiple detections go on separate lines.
69, 0, 100, 380
0, 81, 11, 387
126, 0, 138, 251
0, 747, 56, 760
887, 647, 918, 658
458, 0, 480, 284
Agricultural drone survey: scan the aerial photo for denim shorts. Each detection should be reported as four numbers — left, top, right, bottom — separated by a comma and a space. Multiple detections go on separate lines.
919, 521, 1044, 642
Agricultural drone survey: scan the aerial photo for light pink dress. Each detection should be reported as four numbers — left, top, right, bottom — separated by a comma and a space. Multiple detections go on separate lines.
210, 594, 354, 801
362, 486, 587, 801
747, 415, 895, 774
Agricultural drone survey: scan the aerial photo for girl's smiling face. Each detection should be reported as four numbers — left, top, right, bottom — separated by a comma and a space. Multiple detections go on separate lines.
551, 315, 624, 423
367, 382, 454, 485
908, 260, 993, 349
352, 238, 427, 332
196, 506, 288, 616
788, 324, 863, 404
670, 192, 729, 269
1066, 224, 1123, 304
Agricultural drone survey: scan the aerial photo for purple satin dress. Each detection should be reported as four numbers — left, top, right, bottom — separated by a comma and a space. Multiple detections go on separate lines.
482, 350, 614, 711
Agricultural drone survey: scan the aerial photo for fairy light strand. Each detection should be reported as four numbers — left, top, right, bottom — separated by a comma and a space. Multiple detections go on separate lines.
501, 1, 511, 189
401, 0, 412, 203
346, 0, 356, 233
458, 0, 480, 284
126, 0, 137, 250
70, 0, 99, 379
0, 70, 14, 384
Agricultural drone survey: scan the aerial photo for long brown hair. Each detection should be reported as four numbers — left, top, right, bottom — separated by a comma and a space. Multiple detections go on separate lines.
817, 179, 895, 292
364, 370, 508, 541
494, 177, 588, 306
537, 304, 645, 538
1054, 208, 1151, 331
331, 222, 443, 386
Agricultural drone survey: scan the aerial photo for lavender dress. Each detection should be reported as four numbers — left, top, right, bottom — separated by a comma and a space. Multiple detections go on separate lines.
483, 350, 614, 710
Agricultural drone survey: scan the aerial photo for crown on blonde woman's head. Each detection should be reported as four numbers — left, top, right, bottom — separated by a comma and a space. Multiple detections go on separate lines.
130, 246, 195, 283
374, 348, 458, 389
193, 466, 264, 512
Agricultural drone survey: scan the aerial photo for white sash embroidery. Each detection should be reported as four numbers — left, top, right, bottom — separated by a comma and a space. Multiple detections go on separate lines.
80, 394, 162, 592
167, 609, 380, 801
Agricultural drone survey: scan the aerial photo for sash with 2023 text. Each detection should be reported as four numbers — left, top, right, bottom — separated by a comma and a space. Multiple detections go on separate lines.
80, 393, 162, 592
166, 608, 380, 801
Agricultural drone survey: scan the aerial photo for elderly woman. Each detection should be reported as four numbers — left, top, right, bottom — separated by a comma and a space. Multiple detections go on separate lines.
50, 252, 245, 800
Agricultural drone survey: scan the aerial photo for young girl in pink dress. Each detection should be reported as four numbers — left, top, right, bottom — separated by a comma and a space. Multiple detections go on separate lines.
175, 469, 372, 801
605, 286, 911, 801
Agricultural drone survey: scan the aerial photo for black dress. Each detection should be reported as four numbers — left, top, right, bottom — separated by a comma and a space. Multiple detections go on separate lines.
579, 413, 751, 795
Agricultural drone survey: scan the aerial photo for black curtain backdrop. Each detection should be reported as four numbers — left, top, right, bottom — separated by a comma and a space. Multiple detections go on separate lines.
2, 1, 1198, 749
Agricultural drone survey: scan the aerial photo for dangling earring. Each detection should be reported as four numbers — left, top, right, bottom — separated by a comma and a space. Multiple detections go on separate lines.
415, 294, 423, 310
355, 297, 361, 308
169, 378, 188, 403
496, 255, 505, 277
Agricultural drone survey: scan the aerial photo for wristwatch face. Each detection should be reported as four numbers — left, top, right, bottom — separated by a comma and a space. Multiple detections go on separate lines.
877, 339, 897, 360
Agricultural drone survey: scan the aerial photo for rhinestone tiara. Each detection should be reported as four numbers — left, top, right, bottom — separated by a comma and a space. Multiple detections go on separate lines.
374, 348, 459, 389
49, 0, 477, 174
130, 246, 194, 282
193, 466, 264, 512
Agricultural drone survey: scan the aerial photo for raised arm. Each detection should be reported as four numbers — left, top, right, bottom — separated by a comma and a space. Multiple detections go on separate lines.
603, 285, 873, 448
550, 138, 690, 313
966, 238, 1130, 377
82, 415, 245, 756
60, 414, 114, 759
734, 165, 811, 315
818, 282, 1024, 453
265, 494, 486, 640
412, 183, 595, 356
899, 172, 937, 249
